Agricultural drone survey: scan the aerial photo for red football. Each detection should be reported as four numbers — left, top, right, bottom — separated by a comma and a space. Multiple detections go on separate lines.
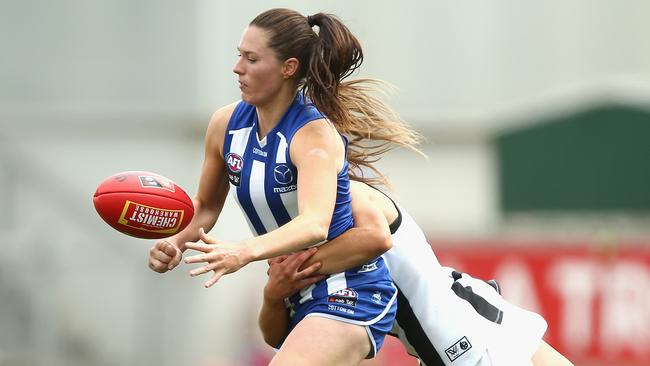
93, 171, 194, 239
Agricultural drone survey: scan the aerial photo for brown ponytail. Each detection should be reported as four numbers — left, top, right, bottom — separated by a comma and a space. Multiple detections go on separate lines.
251, 9, 423, 187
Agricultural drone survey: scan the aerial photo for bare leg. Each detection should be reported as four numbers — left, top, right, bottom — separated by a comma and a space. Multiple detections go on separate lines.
270, 316, 372, 366
532, 340, 574, 366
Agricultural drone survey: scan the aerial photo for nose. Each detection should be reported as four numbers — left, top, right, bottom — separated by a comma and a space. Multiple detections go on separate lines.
233, 57, 244, 75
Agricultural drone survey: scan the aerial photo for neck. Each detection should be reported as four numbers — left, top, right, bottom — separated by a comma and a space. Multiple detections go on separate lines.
255, 86, 297, 138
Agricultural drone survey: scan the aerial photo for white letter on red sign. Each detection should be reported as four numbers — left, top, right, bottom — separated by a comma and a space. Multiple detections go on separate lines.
548, 259, 597, 355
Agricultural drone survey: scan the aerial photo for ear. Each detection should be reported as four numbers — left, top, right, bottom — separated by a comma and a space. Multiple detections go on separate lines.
282, 57, 299, 79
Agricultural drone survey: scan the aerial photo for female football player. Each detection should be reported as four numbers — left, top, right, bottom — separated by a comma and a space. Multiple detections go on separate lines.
147, 8, 421, 365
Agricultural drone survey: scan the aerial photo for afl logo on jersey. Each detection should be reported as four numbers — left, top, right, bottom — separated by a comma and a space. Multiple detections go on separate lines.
273, 164, 293, 185
226, 153, 243, 173
226, 153, 243, 187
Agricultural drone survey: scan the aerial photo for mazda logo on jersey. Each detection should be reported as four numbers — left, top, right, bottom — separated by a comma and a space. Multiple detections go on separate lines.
273, 164, 293, 185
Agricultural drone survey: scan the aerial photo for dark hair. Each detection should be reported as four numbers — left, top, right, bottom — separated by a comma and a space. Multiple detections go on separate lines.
250, 8, 422, 186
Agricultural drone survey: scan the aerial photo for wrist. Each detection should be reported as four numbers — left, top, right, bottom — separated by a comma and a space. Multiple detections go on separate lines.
241, 239, 263, 262
166, 237, 186, 252
263, 290, 286, 307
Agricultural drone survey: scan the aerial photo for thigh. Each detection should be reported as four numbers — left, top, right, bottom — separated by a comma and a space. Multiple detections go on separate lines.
270, 316, 371, 366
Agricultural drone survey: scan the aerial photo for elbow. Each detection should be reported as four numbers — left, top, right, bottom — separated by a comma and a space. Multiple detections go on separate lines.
311, 225, 329, 244
258, 319, 281, 349
373, 230, 393, 256
259, 325, 283, 349
261, 333, 279, 349
364, 229, 392, 258
305, 216, 330, 244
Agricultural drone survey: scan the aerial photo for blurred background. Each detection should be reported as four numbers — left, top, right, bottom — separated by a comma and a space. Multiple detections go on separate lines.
2, 1, 650, 365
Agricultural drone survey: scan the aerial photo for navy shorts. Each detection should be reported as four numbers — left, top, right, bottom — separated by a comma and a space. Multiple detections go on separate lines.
288, 279, 398, 358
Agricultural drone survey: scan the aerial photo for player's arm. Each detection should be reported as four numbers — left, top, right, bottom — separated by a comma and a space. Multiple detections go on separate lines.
183, 119, 341, 280
242, 118, 342, 258
182, 118, 349, 287
299, 185, 392, 274
174, 103, 233, 249
258, 295, 289, 348
258, 248, 325, 347
148, 103, 234, 273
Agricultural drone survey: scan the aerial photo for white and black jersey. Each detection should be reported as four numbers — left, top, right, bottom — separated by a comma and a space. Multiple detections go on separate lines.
383, 203, 547, 366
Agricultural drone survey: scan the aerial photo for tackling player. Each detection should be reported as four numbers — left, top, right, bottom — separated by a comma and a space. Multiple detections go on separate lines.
253, 181, 574, 366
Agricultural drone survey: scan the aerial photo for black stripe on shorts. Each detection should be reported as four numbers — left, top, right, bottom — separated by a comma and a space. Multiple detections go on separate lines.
395, 285, 445, 366
450, 282, 504, 324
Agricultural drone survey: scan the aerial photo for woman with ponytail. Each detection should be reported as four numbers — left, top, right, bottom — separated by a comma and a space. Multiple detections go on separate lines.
251, 10, 423, 186
145, 8, 419, 365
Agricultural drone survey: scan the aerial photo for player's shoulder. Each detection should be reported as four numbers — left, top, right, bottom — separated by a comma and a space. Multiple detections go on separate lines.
208, 101, 240, 129
204, 101, 240, 151
293, 117, 331, 136
291, 117, 340, 156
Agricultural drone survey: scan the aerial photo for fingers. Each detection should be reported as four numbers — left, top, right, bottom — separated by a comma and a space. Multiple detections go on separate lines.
199, 227, 217, 244
298, 274, 327, 288
149, 258, 168, 273
283, 247, 318, 272
184, 251, 213, 264
267, 255, 289, 266
151, 248, 172, 264
168, 250, 182, 270
184, 242, 214, 254
297, 246, 318, 261
266, 248, 319, 278
188, 262, 215, 277
297, 261, 322, 278
204, 269, 226, 288
149, 242, 180, 272
159, 241, 178, 257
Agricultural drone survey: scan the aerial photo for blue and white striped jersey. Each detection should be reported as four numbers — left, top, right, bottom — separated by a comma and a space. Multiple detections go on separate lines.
223, 92, 353, 239
222, 92, 395, 312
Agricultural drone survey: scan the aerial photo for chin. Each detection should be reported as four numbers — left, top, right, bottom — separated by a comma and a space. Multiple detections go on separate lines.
242, 95, 264, 107
240, 93, 253, 104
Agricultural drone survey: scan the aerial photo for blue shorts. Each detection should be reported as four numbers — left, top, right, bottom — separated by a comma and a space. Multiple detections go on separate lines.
288, 277, 398, 358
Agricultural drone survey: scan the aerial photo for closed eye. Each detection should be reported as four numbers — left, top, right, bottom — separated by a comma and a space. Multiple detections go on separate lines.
237, 49, 258, 63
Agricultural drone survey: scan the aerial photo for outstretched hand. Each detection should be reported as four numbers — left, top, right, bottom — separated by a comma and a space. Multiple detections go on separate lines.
184, 228, 254, 288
